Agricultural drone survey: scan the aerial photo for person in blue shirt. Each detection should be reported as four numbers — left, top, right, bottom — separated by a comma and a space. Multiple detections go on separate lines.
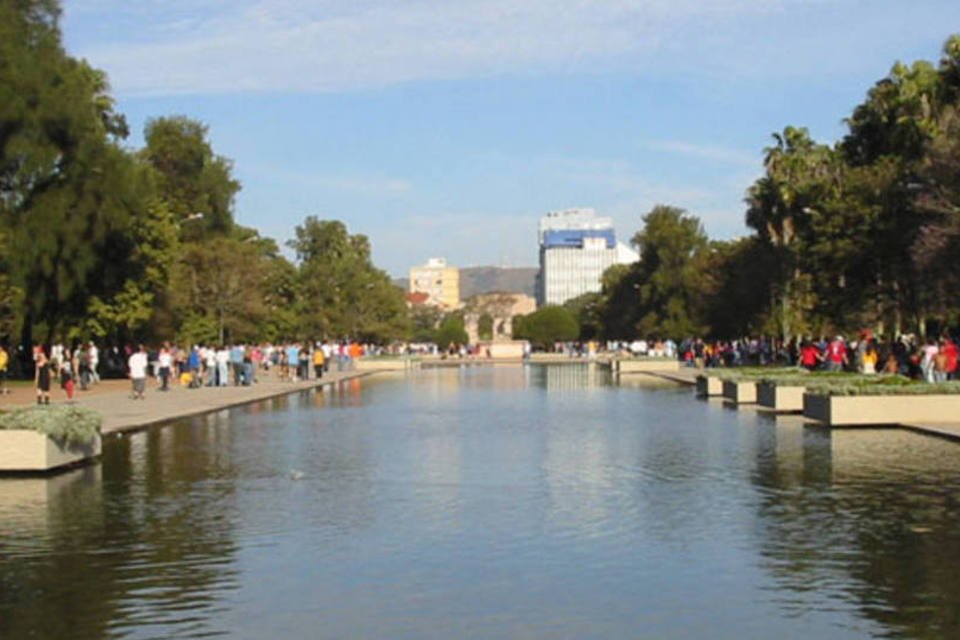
286, 344, 299, 381
230, 345, 244, 385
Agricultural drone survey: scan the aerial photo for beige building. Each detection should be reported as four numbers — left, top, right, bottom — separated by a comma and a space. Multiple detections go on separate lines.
464, 292, 537, 344
409, 258, 460, 309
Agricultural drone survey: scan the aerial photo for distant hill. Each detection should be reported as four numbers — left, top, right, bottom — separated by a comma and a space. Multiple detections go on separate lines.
460, 266, 538, 298
394, 266, 538, 300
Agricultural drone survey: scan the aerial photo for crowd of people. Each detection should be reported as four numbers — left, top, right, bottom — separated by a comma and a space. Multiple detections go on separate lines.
679, 332, 959, 381
19, 340, 380, 403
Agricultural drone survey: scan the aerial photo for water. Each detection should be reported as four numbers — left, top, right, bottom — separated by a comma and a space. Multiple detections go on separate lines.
2, 365, 959, 639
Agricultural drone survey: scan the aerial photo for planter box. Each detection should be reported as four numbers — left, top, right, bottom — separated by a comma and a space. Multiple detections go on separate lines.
696, 375, 724, 397
722, 380, 757, 404
757, 382, 806, 412
0, 431, 101, 472
616, 359, 680, 374
803, 393, 960, 426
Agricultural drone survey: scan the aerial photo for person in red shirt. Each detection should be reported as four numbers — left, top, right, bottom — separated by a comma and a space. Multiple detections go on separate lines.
826, 336, 848, 372
942, 337, 959, 380
799, 340, 822, 371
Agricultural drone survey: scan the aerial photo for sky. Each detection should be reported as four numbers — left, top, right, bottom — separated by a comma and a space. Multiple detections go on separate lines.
61, 0, 960, 276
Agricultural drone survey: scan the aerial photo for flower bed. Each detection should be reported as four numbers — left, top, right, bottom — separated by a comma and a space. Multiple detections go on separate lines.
707, 366, 800, 381
0, 405, 102, 472
754, 372, 884, 412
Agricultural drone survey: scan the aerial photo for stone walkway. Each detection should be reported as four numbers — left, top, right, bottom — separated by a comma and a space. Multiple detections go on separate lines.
3, 370, 373, 435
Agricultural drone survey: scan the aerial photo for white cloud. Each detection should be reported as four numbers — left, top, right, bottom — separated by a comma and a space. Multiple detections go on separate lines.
643, 141, 758, 168
64, 0, 837, 96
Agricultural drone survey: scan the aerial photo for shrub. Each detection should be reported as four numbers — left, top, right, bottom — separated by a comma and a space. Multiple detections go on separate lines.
0, 405, 102, 446
805, 378, 960, 396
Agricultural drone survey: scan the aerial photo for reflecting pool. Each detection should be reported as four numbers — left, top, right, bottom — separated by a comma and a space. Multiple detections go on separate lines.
2, 365, 959, 638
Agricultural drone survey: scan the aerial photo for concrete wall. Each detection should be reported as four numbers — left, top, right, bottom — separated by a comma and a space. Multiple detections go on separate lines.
722, 380, 757, 404
757, 382, 806, 412
696, 375, 724, 396
804, 393, 960, 426
615, 359, 680, 374
0, 431, 102, 472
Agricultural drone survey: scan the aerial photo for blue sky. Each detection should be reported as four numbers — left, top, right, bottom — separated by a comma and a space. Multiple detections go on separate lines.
62, 0, 960, 275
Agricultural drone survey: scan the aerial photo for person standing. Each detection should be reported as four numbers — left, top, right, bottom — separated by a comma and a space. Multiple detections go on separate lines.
216, 345, 230, 387
34, 347, 51, 405
128, 344, 148, 400
0, 344, 9, 395
158, 345, 172, 391
312, 343, 325, 380
826, 336, 848, 372
60, 350, 76, 401
88, 342, 100, 384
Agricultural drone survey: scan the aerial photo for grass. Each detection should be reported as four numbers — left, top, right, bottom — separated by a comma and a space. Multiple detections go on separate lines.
704, 366, 800, 381
804, 377, 960, 396
0, 405, 102, 446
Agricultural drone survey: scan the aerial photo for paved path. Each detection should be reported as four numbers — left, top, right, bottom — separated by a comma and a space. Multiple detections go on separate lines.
4, 370, 374, 435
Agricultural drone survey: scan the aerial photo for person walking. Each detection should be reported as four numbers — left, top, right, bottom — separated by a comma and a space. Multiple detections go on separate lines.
34, 347, 51, 405
128, 344, 148, 400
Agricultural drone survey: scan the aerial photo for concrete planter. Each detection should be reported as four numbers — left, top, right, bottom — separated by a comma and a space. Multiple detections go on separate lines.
757, 382, 806, 413
696, 375, 724, 397
616, 359, 680, 374
803, 393, 960, 426
0, 431, 101, 472
722, 380, 757, 404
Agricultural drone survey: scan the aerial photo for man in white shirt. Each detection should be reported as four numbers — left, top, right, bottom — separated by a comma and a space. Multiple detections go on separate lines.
128, 345, 148, 400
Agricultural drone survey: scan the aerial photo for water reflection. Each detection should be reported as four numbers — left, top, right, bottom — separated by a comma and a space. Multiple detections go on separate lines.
751, 423, 960, 638
0, 365, 958, 638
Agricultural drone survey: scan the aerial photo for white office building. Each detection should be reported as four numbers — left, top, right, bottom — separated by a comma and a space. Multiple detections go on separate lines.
536, 208, 639, 306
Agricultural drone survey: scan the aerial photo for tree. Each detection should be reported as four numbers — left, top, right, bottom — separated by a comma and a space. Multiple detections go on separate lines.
173, 236, 266, 344
563, 291, 603, 340
434, 313, 468, 348
629, 205, 710, 339
290, 217, 407, 342
409, 304, 443, 343
513, 306, 579, 349
0, 1, 149, 342
745, 127, 834, 342
141, 116, 239, 234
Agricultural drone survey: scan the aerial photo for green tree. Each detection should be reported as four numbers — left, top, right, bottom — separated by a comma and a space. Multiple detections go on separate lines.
172, 236, 266, 344
290, 217, 407, 342
435, 313, 468, 348
563, 291, 603, 340
629, 205, 710, 338
513, 306, 578, 349
141, 116, 239, 235
0, 1, 151, 342
409, 304, 443, 343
